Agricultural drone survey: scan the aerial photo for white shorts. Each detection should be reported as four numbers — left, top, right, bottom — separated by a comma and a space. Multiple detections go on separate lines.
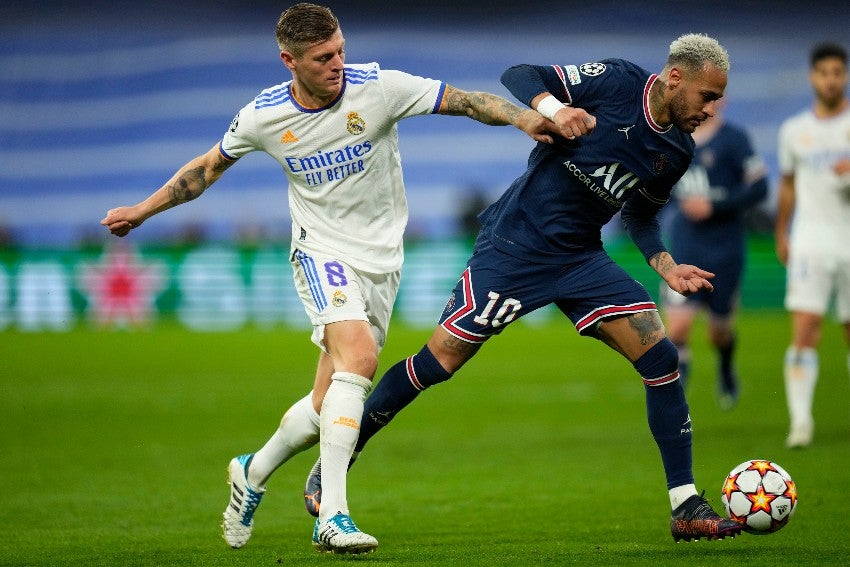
784, 251, 850, 322
291, 248, 400, 351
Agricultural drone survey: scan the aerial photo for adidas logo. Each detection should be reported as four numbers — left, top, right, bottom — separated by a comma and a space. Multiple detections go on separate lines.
280, 130, 299, 143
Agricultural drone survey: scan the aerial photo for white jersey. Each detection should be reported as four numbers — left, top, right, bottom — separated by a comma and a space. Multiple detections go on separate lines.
221, 63, 445, 273
778, 104, 850, 257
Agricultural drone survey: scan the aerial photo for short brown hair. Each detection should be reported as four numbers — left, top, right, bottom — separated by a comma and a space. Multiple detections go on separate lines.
275, 3, 340, 57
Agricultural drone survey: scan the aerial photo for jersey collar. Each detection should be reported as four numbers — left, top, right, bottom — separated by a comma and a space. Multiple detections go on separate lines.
643, 74, 672, 133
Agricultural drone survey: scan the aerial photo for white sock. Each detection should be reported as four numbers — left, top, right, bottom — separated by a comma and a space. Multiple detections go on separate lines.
247, 392, 320, 488
319, 372, 372, 522
669, 483, 698, 510
784, 346, 818, 427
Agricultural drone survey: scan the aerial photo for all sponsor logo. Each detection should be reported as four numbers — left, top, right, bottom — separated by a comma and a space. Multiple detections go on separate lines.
566, 64, 581, 85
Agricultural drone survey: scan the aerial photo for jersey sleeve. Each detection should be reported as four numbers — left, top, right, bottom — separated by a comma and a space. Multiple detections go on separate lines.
378, 68, 445, 120
501, 60, 625, 109
219, 99, 262, 160
777, 119, 796, 176
620, 187, 669, 262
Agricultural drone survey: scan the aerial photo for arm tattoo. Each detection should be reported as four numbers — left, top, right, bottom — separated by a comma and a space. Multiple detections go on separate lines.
443, 88, 520, 126
213, 152, 233, 175
166, 166, 208, 205
649, 251, 675, 276
628, 312, 664, 346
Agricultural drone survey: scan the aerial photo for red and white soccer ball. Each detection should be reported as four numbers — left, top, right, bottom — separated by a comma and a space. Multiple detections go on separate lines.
721, 459, 798, 534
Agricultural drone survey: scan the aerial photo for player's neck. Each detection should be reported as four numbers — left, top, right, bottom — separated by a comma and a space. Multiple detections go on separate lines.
813, 96, 848, 119
290, 80, 342, 110
648, 79, 671, 128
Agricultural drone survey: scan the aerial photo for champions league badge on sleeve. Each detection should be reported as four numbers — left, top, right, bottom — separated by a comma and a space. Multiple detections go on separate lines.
579, 62, 607, 76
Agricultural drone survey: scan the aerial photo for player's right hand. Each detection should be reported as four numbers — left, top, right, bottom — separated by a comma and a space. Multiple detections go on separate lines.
553, 106, 596, 140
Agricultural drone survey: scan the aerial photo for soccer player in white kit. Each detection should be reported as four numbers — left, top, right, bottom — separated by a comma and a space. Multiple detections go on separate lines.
775, 41, 850, 448
101, 2, 553, 554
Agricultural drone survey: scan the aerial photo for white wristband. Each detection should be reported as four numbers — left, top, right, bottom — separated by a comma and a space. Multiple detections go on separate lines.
536, 95, 565, 121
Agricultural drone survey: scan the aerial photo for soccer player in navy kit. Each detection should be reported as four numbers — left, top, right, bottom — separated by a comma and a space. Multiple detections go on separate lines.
304, 33, 743, 542
661, 106, 768, 410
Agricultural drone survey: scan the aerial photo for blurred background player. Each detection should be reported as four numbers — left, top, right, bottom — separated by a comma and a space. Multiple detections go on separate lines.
305, 33, 744, 543
775, 41, 850, 448
100, 2, 552, 554
660, 102, 768, 410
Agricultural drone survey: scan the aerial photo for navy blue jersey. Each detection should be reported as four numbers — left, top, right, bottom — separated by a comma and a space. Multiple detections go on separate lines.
489, 59, 695, 265
668, 121, 768, 264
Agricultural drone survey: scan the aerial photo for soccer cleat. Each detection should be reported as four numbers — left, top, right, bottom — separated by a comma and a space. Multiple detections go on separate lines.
670, 493, 742, 542
786, 421, 813, 448
222, 454, 265, 548
312, 512, 378, 554
304, 458, 322, 517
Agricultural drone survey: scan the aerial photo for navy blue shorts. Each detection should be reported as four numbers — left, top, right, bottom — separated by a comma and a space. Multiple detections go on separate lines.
437, 236, 657, 344
680, 257, 741, 316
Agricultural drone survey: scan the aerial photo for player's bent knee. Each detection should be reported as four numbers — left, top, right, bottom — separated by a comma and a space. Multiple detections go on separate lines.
415, 344, 455, 387
633, 338, 680, 386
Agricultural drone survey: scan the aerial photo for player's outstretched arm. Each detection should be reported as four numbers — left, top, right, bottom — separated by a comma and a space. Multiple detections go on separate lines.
650, 251, 715, 297
100, 144, 235, 237
437, 84, 555, 144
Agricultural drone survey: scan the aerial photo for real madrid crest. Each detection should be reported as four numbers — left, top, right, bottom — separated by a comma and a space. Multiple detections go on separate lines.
332, 290, 347, 307
346, 111, 366, 135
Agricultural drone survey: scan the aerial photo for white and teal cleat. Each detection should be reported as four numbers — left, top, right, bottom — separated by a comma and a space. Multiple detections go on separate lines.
312, 512, 378, 554
222, 453, 265, 548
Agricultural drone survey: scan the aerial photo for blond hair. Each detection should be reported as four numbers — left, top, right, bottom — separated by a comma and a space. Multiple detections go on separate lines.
667, 33, 730, 73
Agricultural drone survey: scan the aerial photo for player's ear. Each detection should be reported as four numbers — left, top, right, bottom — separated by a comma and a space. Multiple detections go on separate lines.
667, 66, 684, 88
280, 50, 296, 70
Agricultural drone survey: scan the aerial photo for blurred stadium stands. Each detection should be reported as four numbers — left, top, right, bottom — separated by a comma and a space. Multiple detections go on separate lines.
2, 0, 847, 246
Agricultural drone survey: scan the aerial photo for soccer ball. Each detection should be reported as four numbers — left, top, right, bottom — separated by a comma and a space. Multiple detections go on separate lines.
721, 459, 798, 534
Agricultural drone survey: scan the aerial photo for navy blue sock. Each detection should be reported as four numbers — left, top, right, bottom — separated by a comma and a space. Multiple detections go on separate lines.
355, 345, 452, 452
635, 339, 694, 489
672, 342, 690, 390
718, 333, 736, 387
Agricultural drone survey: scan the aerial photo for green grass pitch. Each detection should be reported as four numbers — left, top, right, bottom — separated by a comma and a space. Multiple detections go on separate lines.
2, 310, 848, 566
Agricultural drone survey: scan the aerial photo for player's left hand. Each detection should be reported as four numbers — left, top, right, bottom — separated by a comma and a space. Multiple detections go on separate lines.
665, 263, 715, 296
